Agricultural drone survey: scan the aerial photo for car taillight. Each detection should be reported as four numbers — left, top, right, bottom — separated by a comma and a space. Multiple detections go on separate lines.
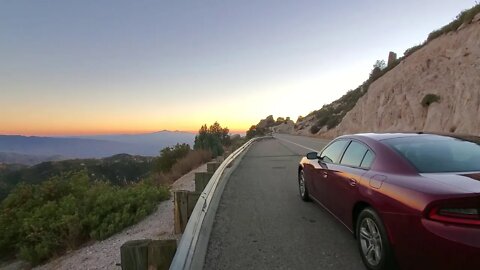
429, 206, 480, 226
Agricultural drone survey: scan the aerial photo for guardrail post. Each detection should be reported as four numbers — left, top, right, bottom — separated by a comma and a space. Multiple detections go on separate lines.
148, 240, 177, 270
174, 190, 201, 234
120, 239, 177, 270
194, 172, 213, 193
206, 162, 220, 173
121, 239, 151, 270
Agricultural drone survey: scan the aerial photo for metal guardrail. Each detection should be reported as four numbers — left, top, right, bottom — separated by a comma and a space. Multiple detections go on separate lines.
169, 137, 260, 270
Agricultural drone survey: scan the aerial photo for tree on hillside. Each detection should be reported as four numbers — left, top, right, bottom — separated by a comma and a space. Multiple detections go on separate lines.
208, 122, 231, 146
246, 125, 265, 139
194, 122, 230, 157
369, 59, 386, 81
154, 143, 191, 173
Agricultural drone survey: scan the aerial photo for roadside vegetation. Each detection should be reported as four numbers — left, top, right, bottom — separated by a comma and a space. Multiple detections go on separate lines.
0, 122, 237, 266
0, 154, 155, 201
303, 3, 480, 134
194, 122, 230, 157
0, 171, 169, 264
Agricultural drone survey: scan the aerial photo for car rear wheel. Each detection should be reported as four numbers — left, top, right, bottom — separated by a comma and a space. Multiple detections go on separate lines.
356, 208, 395, 270
298, 169, 310, 201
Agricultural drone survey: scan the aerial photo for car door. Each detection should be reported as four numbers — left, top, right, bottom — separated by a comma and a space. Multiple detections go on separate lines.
324, 140, 375, 227
312, 139, 349, 205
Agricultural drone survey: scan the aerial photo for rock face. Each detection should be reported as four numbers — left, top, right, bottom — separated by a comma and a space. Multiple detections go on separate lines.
323, 20, 480, 137
256, 115, 275, 129
387, 51, 397, 66
271, 120, 295, 133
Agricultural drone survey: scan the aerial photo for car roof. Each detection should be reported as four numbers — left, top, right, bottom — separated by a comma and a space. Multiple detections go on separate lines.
351, 133, 425, 141
338, 132, 480, 143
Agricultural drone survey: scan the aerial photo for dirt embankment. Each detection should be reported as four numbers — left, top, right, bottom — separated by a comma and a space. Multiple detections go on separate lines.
289, 13, 480, 138
325, 15, 480, 137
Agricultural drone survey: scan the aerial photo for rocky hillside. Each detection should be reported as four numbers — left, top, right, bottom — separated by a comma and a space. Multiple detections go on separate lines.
246, 115, 295, 138
292, 6, 480, 138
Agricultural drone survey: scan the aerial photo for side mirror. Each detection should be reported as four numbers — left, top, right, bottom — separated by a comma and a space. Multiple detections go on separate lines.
306, 152, 319, 160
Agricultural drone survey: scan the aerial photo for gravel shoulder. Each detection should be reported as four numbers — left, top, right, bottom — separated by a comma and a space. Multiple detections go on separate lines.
31, 163, 208, 270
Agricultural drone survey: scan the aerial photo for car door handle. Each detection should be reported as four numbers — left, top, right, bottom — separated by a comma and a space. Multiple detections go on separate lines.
322, 172, 328, 178
349, 178, 357, 187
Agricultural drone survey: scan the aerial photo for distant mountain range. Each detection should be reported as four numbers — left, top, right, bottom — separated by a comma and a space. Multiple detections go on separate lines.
0, 130, 195, 165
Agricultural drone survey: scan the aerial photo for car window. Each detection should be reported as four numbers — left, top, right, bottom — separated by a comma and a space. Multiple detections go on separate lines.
360, 150, 375, 169
384, 135, 480, 173
320, 140, 348, 163
340, 141, 368, 167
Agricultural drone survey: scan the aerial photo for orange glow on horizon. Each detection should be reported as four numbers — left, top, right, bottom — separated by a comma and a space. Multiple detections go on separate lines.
0, 125, 249, 137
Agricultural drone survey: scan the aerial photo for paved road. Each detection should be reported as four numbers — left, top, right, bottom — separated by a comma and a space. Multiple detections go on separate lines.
204, 135, 364, 270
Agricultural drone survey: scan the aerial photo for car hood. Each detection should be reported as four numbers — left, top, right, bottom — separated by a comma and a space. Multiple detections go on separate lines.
420, 172, 480, 194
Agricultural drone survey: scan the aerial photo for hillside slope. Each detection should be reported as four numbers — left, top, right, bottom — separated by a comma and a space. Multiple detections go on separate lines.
284, 9, 480, 138
324, 15, 480, 137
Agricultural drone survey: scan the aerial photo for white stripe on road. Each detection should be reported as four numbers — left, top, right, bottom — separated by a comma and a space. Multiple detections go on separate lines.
274, 136, 321, 152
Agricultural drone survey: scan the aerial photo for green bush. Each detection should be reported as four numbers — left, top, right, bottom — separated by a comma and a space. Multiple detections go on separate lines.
246, 125, 266, 139
194, 122, 230, 157
308, 86, 366, 133
0, 154, 155, 201
154, 143, 191, 173
427, 4, 480, 42
421, 94, 441, 107
404, 43, 424, 57
310, 125, 321, 134
0, 171, 169, 265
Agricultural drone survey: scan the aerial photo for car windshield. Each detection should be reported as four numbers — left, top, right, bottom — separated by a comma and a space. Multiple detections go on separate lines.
383, 135, 480, 173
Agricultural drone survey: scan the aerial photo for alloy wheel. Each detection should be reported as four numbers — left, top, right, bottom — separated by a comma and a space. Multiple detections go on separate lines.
299, 171, 306, 197
359, 217, 383, 266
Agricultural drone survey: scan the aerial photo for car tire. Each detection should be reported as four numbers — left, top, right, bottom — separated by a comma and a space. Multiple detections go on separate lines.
356, 208, 395, 270
298, 169, 310, 201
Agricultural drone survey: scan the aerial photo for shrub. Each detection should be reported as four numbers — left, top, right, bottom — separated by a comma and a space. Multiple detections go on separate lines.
308, 86, 366, 134
404, 43, 424, 57
154, 143, 191, 173
427, 4, 480, 42
0, 171, 169, 265
153, 150, 212, 185
168, 150, 211, 181
310, 125, 321, 134
421, 94, 441, 107
194, 122, 230, 157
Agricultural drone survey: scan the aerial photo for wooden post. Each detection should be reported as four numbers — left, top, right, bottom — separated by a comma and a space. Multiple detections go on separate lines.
121, 239, 151, 270
174, 190, 201, 234
194, 172, 213, 192
206, 162, 220, 173
147, 240, 177, 270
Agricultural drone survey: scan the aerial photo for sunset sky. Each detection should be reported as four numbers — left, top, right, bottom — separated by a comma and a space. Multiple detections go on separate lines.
0, 0, 476, 136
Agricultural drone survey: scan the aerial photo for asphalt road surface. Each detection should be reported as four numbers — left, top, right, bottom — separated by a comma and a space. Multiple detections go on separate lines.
204, 134, 365, 270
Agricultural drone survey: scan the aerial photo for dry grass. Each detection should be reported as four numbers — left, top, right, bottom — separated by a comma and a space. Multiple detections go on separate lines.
155, 150, 212, 185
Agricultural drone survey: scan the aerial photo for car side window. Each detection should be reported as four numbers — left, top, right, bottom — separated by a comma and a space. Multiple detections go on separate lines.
340, 141, 369, 167
360, 150, 375, 169
320, 140, 348, 163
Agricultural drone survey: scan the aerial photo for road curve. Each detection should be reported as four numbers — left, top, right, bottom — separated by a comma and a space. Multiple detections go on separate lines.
204, 135, 364, 270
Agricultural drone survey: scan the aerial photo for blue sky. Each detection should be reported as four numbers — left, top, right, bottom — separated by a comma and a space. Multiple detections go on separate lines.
0, 0, 477, 135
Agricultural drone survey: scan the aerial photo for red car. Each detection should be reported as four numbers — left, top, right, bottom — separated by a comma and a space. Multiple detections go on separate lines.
298, 133, 480, 270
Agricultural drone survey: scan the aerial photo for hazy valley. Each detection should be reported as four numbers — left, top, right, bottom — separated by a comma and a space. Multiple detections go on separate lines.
0, 130, 195, 165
